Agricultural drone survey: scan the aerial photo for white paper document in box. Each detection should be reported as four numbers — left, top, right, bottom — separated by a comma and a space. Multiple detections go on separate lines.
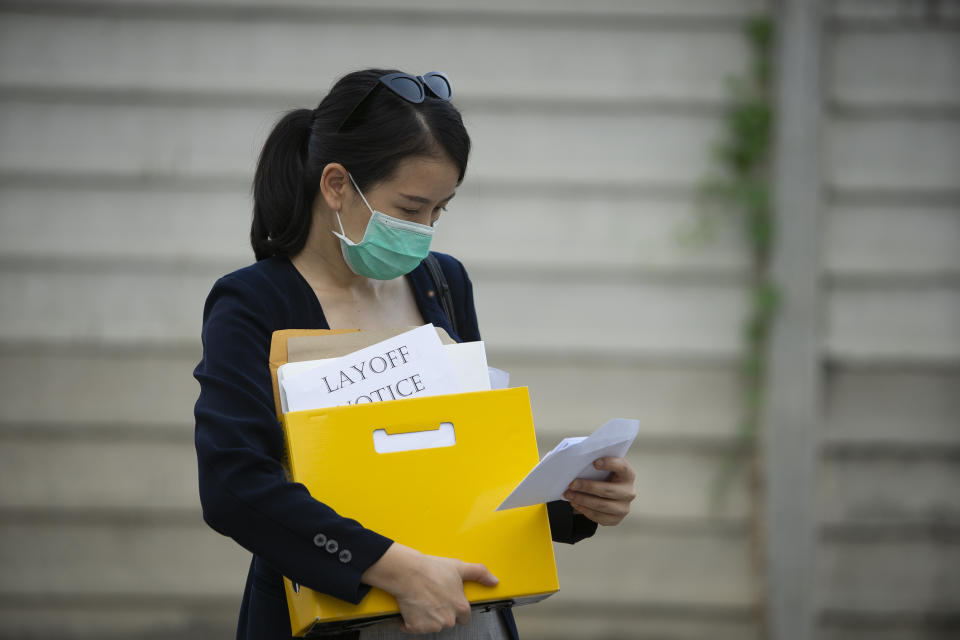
497, 419, 640, 511
281, 324, 462, 413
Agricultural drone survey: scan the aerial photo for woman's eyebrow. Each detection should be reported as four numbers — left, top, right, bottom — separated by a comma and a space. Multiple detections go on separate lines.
399, 192, 456, 204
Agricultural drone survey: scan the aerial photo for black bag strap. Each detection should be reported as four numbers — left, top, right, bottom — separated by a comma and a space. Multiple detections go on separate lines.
422, 253, 460, 339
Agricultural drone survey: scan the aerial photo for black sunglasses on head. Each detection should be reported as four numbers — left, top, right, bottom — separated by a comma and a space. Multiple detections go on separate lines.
337, 71, 454, 131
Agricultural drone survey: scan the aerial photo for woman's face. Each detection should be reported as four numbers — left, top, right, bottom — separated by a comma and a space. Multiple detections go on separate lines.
340, 155, 460, 241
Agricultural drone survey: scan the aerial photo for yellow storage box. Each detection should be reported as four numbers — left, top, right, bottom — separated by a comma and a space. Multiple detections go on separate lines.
270, 331, 558, 637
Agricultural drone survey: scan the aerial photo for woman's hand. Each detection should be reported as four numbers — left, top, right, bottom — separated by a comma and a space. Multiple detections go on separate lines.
360, 542, 498, 634
563, 457, 637, 526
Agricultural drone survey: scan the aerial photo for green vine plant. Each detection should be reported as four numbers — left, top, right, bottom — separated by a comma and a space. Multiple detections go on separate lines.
693, 14, 777, 627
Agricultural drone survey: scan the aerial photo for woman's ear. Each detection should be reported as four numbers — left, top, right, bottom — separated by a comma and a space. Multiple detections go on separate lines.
318, 163, 350, 212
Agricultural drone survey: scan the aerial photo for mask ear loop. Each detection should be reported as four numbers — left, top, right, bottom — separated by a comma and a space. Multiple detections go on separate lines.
348, 173, 376, 214
332, 211, 357, 246
337, 173, 376, 247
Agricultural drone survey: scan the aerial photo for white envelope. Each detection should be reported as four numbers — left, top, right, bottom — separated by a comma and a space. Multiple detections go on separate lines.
497, 419, 639, 510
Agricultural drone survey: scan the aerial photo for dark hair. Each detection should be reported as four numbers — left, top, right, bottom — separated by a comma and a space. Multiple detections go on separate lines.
250, 68, 471, 261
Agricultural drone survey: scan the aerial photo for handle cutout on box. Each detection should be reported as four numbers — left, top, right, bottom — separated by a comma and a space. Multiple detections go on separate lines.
373, 422, 456, 454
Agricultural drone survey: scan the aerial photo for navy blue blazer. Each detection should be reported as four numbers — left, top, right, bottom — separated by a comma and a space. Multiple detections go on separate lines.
193, 253, 597, 639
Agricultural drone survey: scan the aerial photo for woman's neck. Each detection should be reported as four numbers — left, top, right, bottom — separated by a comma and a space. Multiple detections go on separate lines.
289, 209, 385, 297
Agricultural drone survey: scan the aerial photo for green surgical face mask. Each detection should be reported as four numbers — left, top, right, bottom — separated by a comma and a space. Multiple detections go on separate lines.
332, 174, 436, 280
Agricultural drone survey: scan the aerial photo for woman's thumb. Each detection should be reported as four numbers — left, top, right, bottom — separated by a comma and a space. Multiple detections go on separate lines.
459, 562, 499, 587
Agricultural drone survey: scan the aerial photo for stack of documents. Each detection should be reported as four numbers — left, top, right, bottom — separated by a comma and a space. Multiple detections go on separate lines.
278, 324, 491, 414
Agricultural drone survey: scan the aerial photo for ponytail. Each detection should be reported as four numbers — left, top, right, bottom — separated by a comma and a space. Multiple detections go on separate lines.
251, 108, 317, 261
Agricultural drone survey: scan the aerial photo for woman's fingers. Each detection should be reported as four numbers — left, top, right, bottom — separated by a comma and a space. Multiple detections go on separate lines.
593, 456, 636, 482
563, 489, 631, 518
568, 477, 635, 501
564, 457, 637, 526
383, 551, 495, 634
570, 502, 624, 527
455, 603, 472, 627
459, 561, 499, 587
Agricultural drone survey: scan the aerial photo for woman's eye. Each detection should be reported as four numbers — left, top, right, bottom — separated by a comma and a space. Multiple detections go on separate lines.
401, 209, 419, 215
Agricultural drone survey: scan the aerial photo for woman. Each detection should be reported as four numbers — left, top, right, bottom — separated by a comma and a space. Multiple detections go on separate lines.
194, 68, 637, 639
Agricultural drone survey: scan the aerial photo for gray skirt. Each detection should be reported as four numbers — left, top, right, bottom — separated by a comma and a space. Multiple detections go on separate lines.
358, 608, 510, 640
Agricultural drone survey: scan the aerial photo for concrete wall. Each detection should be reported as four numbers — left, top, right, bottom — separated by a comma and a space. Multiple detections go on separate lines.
814, 3, 960, 638
0, 1, 956, 638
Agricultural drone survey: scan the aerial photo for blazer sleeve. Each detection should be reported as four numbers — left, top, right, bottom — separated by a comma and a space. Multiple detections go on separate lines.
439, 255, 599, 545
193, 274, 393, 604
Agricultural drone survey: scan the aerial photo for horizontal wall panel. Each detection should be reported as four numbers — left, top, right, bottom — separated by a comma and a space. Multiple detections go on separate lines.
0, 601, 236, 640
825, 203, 960, 277
0, 99, 721, 187
474, 278, 744, 357
0, 98, 723, 187
0, 100, 269, 179
0, 185, 252, 263
0, 520, 750, 608
0, 438, 201, 512
466, 109, 718, 185
0, 522, 249, 597
10, 182, 959, 279
826, 284, 960, 361
553, 526, 753, 606
819, 537, 960, 613
8, 191, 959, 283
6, 184, 958, 285
17, 429, 956, 557
820, 456, 960, 525
827, 116, 960, 193
9, 0, 767, 19
0, 351, 742, 438
0, 350, 200, 427
0, 184, 748, 273
0, 268, 746, 355
820, 626, 960, 640
829, 29, 960, 107
0, 437, 750, 521
0, 268, 213, 344
505, 358, 743, 440
824, 368, 960, 445
441, 190, 745, 273
517, 607, 758, 640
0, 10, 747, 101
831, 0, 960, 21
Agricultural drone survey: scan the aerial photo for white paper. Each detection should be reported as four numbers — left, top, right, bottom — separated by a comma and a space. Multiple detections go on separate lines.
278, 340, 490, 413
280, 324, 462, 413
496, 419, 639, 511
445, 342, 490, 393
487, 367, 510, 390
